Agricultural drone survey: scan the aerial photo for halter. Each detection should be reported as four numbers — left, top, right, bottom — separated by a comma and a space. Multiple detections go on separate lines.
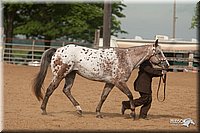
149, 47, 168, 68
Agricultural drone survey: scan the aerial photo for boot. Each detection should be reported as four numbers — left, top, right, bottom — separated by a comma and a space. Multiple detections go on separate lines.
121, 104, 126, 115
130, 112, 136, 120
139, 114, 150, 120
121, 101, 130, 115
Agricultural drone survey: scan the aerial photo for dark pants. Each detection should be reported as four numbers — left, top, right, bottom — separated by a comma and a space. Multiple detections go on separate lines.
122, 92, 152, 118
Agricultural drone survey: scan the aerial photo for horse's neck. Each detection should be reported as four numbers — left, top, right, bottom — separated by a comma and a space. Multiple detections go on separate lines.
127, 45, 152, 69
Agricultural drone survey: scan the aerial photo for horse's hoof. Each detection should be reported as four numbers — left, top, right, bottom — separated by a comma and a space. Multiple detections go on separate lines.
41, 111, 47, 115
130, 112, 136, 120
76, 110, 82, 116
96, 114, 103, 118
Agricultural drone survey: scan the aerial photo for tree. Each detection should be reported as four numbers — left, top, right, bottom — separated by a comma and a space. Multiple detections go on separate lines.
3, 3, 33, 59
4, 4, 18, 43
93, 2, 127, 37
111, 2, 127, 36
4, 2, 127, 49
191, 2, 199, 29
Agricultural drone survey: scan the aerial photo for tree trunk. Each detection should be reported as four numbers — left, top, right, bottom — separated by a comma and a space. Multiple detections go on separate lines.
44, 36, 52, 50
4, 9, 16, 62
103, 1, 112, 48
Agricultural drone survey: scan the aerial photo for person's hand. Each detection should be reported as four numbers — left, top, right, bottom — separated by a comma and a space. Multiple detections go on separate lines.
162, 70, 167, 75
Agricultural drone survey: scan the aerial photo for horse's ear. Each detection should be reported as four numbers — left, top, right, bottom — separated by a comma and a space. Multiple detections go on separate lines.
153, 39, 159, 47
154, 39, 159, 47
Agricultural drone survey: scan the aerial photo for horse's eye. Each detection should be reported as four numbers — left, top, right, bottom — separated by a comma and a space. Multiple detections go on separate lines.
153, 49, 156, 53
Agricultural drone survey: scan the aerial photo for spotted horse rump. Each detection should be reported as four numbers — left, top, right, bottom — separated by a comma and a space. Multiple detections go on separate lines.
33, 39, 169, 119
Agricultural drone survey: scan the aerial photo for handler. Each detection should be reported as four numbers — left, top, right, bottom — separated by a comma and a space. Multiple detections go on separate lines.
121, 60, 167, 119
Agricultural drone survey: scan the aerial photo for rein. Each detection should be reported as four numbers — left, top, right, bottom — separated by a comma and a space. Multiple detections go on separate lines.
157, 73, 167, 102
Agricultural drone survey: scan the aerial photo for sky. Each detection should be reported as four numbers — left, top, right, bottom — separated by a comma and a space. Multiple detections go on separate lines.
0, 0, 198, 41
117, 0, 198, 41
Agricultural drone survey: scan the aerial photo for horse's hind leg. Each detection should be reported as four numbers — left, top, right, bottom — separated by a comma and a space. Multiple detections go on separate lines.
62, 71, 82, 115
41, 76, 63, 115
96, 83, 114, 118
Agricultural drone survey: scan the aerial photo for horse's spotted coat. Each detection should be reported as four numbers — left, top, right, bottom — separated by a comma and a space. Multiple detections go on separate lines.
50, 44, 161, 84
51, 45, 120, 83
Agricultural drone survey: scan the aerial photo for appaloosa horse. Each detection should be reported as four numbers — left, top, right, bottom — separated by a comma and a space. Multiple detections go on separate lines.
33, 39, 169, 118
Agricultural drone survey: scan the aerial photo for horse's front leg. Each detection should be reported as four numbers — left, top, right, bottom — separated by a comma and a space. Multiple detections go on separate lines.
96, 83, 114, 118
116, 82, 136, 119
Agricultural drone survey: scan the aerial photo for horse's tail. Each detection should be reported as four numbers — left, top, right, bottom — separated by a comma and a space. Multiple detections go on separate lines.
33, 48, 57, 101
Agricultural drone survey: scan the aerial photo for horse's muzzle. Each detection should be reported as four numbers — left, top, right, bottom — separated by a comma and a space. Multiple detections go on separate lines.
162, 60, 170, 70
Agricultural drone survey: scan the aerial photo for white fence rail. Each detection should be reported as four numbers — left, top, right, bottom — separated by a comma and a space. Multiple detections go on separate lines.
2, 39, 88, 66
3, 43, 59, 65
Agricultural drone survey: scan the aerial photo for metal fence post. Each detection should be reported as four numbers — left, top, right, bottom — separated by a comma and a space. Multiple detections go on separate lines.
32, 40, 35, 63
94, 29, 100, 48
188, 52, 194, 68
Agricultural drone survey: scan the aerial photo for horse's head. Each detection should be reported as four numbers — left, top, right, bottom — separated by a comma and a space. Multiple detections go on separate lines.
149, 39, 170, 69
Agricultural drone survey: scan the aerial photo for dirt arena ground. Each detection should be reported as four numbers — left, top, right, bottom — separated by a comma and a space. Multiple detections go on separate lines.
3, 63, 199, 132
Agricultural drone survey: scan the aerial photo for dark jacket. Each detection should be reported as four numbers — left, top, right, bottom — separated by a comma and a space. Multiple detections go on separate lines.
134, 60, 163, 94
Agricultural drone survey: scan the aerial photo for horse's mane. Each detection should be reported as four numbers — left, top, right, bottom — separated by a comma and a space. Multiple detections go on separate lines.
69, 44, 152, 50
116, 44, 152, 50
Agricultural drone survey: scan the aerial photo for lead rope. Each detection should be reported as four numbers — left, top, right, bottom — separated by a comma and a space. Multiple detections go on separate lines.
157, 73, 167, 102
